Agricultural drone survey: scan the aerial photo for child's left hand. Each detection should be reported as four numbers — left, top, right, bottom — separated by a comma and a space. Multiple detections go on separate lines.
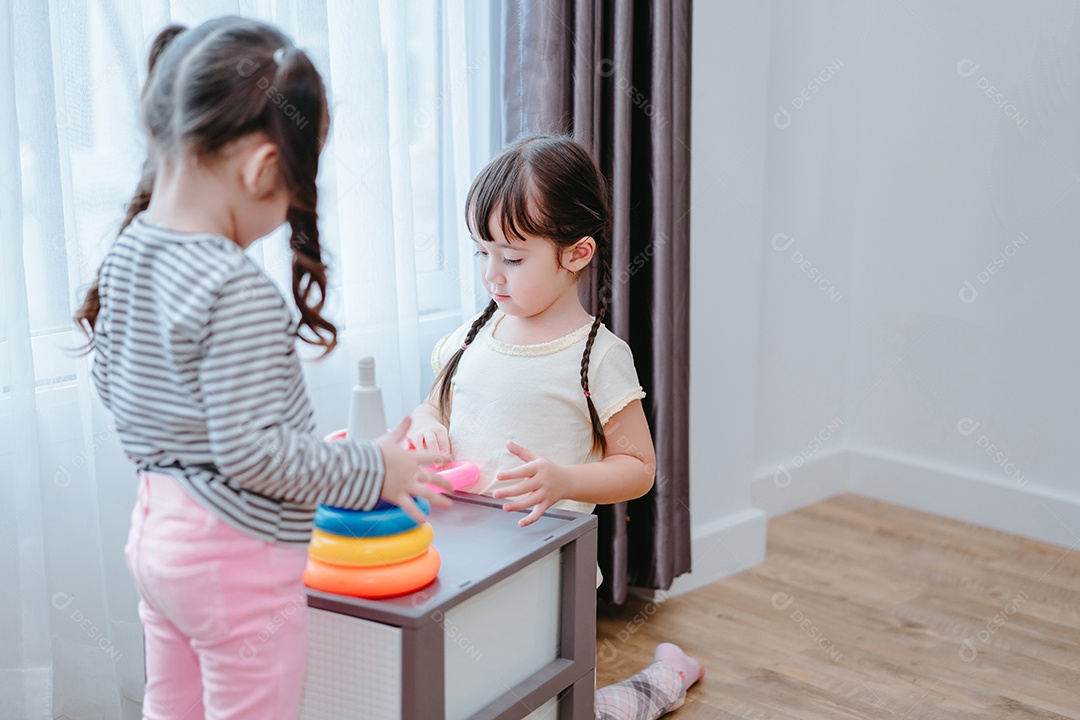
492, 440, 572, 527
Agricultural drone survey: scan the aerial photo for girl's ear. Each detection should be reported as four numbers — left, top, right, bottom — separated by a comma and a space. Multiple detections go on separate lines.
241, 140, 284, 200
564, 236, 596, 272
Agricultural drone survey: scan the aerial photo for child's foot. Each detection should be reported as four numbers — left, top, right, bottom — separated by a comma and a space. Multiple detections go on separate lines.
654, 642, 704, 690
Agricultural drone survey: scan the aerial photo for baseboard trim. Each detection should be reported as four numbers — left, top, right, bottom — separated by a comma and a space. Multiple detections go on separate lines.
631, 507, 766, 601
751, 444, 1080, 550
751, 447, 850, 518
649, 446, 1077, 601
850, 446, 1080, 550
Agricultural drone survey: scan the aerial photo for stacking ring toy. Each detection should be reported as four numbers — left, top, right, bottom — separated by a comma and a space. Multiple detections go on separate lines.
426, 461, 479, 494
303, 546, 441, 598
323, 429, 477, 494
309, 523, 434, 567
315, 498, 430, 538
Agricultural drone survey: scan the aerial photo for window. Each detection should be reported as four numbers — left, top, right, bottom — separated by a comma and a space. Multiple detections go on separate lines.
3, 0, 501, 397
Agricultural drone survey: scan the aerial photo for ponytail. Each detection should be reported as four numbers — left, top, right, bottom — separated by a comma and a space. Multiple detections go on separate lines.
76, 19, 336, 354
147, 24, 185, 74
75, 24, 185, 345
270, 47, 336, 354
286, 207, 336, 352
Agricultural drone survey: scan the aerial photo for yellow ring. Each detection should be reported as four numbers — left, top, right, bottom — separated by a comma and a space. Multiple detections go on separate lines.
309, 523, 434, 567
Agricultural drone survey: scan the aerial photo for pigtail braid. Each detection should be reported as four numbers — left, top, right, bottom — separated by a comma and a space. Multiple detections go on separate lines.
75, 153, 157, 345
434, 299, 498, 426
463, 133, 612, 452
287, 206, 337, 354
268, 45, 337, 355
580, 244, 612, 456
74, 275, 102, 340
74, 23, 185, 346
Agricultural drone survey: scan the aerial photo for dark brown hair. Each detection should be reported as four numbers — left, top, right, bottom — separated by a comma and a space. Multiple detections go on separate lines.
75, 17, 336, 352
434, 134, 613, 455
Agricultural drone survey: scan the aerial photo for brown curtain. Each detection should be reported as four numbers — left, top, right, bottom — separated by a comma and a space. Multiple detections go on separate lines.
501, 0, 692, 603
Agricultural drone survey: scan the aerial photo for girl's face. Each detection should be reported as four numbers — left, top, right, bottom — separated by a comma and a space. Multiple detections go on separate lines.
474, 217, 592, 319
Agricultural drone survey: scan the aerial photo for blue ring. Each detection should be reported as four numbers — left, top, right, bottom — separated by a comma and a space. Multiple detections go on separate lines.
314, 498, 431, 538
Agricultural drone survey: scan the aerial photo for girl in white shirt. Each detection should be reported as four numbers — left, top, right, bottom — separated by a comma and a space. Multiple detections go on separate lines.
409, 134, 703, 719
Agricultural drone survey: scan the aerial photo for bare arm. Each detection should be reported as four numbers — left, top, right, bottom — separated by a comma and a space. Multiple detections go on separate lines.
493, 399, 656, 525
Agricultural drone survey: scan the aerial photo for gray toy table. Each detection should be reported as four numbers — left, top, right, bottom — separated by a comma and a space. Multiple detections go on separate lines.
299, 492, 598, 720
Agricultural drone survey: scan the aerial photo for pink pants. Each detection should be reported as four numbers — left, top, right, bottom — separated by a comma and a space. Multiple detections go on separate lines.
125, 472, 309, 720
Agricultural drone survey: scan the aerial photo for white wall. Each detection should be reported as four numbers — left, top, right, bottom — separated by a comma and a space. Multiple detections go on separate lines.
684, 0, 1080, 577
670, 0, 773, 596
755, 1, 863, 494
841, 0, 1080, 545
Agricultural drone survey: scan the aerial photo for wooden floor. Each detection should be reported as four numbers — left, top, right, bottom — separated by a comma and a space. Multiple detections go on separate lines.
595, 493, 1080, 719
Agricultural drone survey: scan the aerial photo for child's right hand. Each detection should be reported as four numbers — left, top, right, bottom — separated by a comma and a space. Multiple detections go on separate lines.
377, 416, 453, 525
406, 404, 452, 456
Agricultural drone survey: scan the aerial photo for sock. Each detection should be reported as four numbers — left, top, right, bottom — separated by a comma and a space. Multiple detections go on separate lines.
653, 642, 704, 691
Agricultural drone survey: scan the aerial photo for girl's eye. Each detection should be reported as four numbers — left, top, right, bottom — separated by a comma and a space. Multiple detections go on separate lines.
504, 258, 522, 266
473, 249, 488, 258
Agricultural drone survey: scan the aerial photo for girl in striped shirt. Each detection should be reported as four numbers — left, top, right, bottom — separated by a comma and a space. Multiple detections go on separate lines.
76, 17, 449, 719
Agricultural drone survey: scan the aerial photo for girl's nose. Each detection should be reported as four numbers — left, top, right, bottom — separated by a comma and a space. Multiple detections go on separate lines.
483, 263, 504, 286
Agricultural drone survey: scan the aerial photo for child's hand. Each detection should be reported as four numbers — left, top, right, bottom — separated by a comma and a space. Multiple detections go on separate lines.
377, 416, 453, 525
406, 405, 452, 457
492, 441, 572, 527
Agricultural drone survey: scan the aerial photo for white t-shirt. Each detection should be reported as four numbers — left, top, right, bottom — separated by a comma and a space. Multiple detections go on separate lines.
433, 310, 646, 516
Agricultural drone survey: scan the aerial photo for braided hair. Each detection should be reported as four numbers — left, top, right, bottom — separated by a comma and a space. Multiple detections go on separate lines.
76, 18, 335, 353
433, 134, 612, 455
74, 23, 186, 344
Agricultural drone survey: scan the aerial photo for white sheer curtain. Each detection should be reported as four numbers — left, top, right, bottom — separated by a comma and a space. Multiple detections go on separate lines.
0, 1, 495, 717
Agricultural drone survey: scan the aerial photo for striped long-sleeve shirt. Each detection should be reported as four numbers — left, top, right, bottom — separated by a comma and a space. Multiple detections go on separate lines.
91, 215, 383, 544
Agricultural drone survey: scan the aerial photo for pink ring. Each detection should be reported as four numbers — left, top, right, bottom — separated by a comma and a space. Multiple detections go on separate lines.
325, 429, 478, 494
426, 461, 479, 494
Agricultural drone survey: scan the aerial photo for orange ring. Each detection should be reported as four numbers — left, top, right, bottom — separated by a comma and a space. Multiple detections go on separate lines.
303, 546, 441, 599
309, 523, 434, 567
